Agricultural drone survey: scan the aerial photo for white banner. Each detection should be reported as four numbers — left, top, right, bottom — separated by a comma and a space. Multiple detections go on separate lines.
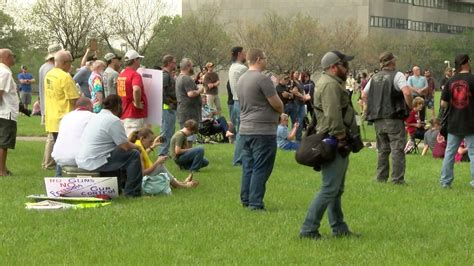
138, 68, 163, 126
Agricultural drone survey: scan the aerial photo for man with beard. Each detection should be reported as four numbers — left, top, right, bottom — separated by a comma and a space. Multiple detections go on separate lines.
363, 52, 413, 185
300, 50, 359, 239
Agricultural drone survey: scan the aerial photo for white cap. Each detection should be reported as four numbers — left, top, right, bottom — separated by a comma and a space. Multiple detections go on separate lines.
124, 50, 144, 61
45, 44, 63, 60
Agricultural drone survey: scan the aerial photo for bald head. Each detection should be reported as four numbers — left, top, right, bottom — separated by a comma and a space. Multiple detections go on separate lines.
412, 66, 421, 76
75, 97, 93, 111
0, 49, 15, 67
54, 50, 73, 71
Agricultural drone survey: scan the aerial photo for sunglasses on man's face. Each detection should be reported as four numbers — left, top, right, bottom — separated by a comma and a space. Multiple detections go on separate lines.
336, 61, 349, 69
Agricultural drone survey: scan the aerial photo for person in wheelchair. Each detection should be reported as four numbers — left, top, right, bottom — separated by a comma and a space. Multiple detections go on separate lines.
201, 94, 234, 142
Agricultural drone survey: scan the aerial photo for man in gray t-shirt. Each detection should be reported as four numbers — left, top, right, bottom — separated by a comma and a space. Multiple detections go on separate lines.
176, 58, 204, 127
76, 95, 143, 197
102, 53, 122, 96
236, 48, 283, 211
238, 70, 281, 135
73, 66, 92, 98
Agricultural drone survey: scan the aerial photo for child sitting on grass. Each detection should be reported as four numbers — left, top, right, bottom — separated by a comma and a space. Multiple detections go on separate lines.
404, 97, 425, 154
32, 98, 41, 116
129, 128, 198, 195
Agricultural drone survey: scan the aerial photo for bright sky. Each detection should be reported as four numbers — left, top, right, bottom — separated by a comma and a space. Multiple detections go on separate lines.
6, 0, 182, 15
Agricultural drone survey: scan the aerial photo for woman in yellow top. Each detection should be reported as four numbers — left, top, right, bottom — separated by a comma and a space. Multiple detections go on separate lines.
129, 128, 198, 190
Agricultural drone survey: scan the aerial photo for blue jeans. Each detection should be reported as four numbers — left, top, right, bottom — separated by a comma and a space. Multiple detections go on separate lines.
176, 146, 209, 172
295, 103, 306, 141
285, 102, 297, 125
240, 135, 277, 209
281, 141, 300, 151
216, 117, 229, 133
440, 133, 474, 187
228, 104, 234, 125
300, 153, 350, 236
232, 101, 243, 165
158, 109, 176, 156
96, 147, 143, 197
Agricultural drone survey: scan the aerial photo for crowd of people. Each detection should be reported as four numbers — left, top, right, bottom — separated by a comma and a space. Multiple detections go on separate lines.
1, 42, 474, 239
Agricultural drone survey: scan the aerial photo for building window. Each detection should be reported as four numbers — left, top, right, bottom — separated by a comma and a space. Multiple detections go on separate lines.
369, 16, 472, 34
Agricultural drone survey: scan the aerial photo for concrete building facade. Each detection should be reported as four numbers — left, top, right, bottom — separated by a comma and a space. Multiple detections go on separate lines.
182, 0, 474, 36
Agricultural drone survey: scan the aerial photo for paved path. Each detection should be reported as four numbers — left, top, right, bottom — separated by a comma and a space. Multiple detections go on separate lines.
17, 136, 47, 141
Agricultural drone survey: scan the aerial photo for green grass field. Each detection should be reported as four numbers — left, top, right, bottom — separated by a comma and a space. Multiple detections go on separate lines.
3, 91, 472, 264
1, 140, 474, 264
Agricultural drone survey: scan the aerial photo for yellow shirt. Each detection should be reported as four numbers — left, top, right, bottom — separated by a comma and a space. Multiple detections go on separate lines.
44, 67, 80, 132
135, 140, 153, 170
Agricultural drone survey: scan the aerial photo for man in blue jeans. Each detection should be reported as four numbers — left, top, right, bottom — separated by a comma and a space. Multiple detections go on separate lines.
76, 95, 143, 197
300, 51, 359, 239
158, 55, 178, 156
440, 54, 474, 189
236, 48, 283, 211
170, 119, 209, 174
229, 46, 248, 166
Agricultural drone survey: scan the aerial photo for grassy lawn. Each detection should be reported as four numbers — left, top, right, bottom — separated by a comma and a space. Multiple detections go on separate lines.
16, 115, 47, 137
1, 140, 473, 264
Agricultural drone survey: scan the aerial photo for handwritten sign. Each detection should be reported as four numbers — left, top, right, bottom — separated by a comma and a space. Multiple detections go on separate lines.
44, 177, 119, 198
137, 68, 163, 126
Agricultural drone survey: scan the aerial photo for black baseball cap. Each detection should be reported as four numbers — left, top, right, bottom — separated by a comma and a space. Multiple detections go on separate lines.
455, 54, 470, 69
321, 50, 354, 69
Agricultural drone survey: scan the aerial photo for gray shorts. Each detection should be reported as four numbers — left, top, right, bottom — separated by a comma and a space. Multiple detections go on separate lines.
20, 91, 32, 105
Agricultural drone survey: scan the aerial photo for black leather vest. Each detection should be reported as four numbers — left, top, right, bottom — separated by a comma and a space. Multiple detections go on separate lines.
366, 70, 408, 121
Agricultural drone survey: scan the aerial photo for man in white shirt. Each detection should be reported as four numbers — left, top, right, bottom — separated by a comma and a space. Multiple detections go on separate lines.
52, 97, 95, 167
0, 49, 19, 176
76, 94, 143, 197
228, 46, 248, 166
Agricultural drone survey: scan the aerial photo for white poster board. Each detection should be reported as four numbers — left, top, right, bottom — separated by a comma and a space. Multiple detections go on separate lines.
138, 68, 163, 126
44, 177, 119, 198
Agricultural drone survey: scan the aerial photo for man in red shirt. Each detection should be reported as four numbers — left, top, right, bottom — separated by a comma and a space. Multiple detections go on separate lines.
117, 50, 148, 137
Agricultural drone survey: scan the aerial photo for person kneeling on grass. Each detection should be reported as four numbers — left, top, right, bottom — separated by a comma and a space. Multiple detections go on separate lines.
277, 113, 300, 151
170, 119, 209, 173
129, 128, 199, 194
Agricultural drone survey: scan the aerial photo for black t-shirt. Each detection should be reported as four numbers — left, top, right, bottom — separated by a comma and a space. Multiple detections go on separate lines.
291, 80, 305, 105
162, 71, 177, 109
441, 73, 474, 135
276, 83, 291, 104
440, 76, 450, 91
